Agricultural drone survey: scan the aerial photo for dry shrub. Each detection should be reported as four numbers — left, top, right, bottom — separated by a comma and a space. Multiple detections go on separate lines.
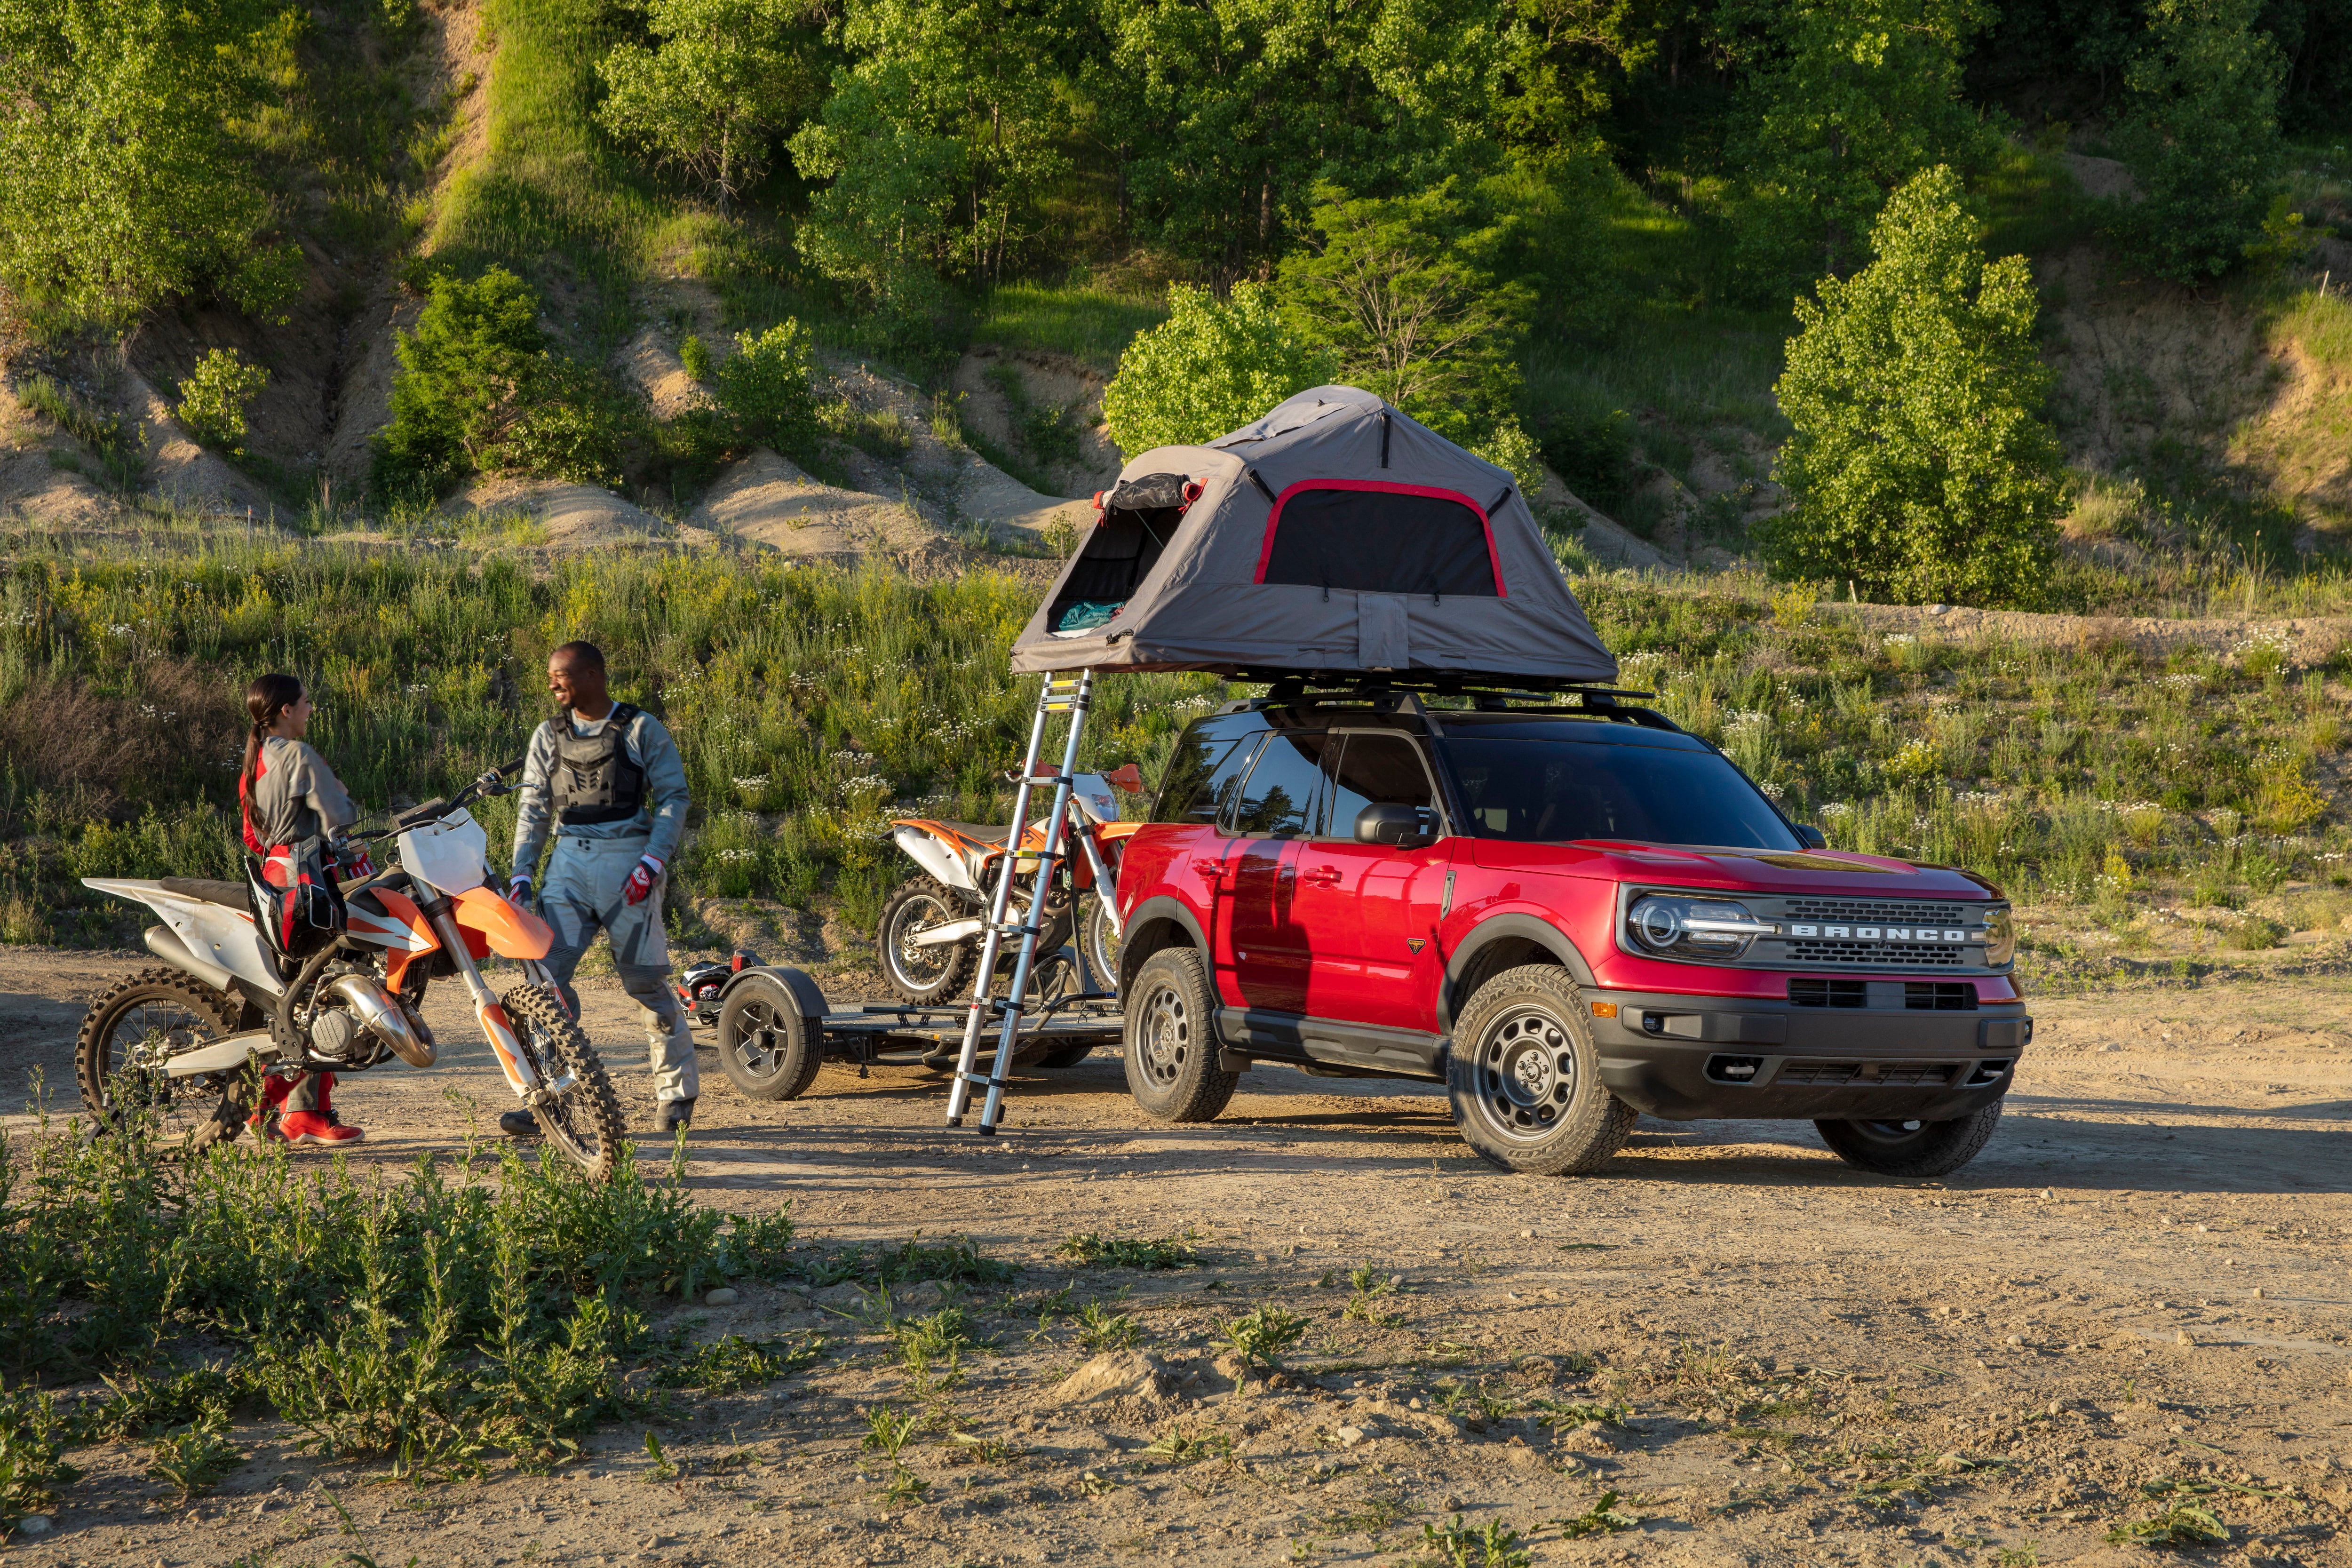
0, 663, 242, 818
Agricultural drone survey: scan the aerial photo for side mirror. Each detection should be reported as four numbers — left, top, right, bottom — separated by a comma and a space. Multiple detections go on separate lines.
1355, 803, 1437, 847
1796, 823, 1827, 850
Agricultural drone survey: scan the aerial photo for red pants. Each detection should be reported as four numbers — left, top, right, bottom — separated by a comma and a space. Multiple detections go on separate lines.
258, 1071, 334, 1116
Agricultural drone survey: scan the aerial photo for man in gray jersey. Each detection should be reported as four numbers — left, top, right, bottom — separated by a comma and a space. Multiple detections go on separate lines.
501, 641, 699, 1137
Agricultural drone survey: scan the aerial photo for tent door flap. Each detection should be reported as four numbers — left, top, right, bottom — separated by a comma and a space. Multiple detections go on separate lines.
1357, 593, 1409, 670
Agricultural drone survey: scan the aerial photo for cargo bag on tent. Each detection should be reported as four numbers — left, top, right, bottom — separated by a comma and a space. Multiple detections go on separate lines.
1011, 386, 1616, 684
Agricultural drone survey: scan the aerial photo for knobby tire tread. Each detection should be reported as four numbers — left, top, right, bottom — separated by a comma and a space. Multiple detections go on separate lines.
879, 877, 975, 1006
1815, 1102, 2002, 1178
501, 985, 628, 1182
75, 966, 248, 1130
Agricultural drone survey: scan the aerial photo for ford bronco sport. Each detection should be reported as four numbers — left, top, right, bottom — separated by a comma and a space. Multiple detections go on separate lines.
1111, 686, 2029, 1178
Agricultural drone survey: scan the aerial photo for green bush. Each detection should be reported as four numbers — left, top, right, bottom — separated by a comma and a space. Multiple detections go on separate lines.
1100, 282, 1330, 455
679, 333, 713, 382
1762, 166, 2065, 608
1535, 405, 1635, 509
175, 348, 270, 454
2107, 0, 2287, 282
715, 320, 821, 459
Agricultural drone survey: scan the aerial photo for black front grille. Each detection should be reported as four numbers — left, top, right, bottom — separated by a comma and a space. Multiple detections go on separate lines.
1790, 978, 1868, 1008
1778, 1061, 1959, 1086
1903, 982, 1978, 1011
1779, 899, 1975, 924
1783, 939, 1966, 968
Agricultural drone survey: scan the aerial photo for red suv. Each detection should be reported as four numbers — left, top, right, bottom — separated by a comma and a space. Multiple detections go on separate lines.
1112, 688, 2028, 1178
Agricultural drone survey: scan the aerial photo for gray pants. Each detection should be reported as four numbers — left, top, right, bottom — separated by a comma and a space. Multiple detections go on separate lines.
540, 835, 699, 1104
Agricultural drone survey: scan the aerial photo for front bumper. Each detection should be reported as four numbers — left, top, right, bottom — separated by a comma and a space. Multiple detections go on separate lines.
1591, 986, 2030, 1121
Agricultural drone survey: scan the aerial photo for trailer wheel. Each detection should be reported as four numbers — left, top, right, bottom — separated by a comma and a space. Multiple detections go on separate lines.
1815, 1103, 2002, 1177
716, 974, 824, 1101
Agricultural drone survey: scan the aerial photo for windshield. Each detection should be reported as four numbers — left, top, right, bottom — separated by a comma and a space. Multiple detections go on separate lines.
1440, 737, 1800, 850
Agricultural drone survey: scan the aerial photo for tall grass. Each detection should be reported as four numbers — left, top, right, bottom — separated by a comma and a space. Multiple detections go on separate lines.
972, 283, 1170, 371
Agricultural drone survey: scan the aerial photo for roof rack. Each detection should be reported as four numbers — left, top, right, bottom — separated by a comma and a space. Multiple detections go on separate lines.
1215, 672, 1683, 732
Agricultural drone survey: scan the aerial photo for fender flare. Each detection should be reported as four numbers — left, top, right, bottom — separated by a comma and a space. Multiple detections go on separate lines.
722, 963, 831, 1022
1116, 893, 1210, 988
1438, 913, 1598, 1032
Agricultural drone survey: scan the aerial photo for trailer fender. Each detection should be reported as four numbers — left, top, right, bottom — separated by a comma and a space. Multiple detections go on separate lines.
724, 963, 831, 1022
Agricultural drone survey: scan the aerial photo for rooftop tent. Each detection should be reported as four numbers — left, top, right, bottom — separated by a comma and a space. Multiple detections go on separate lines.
1009, 386, 1617, 683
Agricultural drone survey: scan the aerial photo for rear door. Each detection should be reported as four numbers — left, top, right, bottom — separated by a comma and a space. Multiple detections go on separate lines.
1214, 730, 1331, 1014
1289, 731, 1452, 1032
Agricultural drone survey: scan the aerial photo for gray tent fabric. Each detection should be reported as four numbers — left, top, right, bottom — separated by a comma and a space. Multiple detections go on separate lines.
1009, 386, 1617, 683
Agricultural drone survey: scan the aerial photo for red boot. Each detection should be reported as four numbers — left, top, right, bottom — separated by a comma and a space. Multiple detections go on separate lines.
248, 1072, 295, 1140
280, 1072, 364, 1146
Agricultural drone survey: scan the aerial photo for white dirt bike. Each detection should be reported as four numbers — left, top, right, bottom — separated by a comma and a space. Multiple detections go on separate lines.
75, 762, 629, 1177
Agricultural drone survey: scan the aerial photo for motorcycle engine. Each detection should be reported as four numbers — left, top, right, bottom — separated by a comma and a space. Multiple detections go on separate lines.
309, 1006, 364, 1063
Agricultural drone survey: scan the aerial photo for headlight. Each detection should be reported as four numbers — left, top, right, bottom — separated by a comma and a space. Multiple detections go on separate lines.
1983, 905, 2015, 967
1626, 894, 1774, 958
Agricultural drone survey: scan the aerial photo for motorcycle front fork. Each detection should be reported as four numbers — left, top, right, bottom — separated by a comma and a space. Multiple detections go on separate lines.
423, 905, 572, 1108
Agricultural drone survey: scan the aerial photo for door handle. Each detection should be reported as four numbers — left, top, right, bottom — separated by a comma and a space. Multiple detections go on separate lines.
1192, 858, 1229, 880
1299, 866, 1342, 886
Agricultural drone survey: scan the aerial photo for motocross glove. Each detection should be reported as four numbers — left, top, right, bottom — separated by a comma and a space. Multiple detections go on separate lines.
624, 854, 664, 906
334, 841, 374, 880
508, 875, 533, 906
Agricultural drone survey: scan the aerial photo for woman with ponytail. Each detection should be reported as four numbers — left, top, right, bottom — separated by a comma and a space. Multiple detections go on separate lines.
238, 673, 367, 1146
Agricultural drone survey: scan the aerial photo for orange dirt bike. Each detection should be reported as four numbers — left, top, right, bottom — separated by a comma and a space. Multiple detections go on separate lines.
878, 764, 1147, 1015
75, 761, 629, 1176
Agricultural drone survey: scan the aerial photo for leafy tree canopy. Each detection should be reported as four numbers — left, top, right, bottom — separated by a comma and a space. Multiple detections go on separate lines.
1100, 282, 1332, 454
1763, 165, 2064, 607
596, 0, 831, 214
0, 0, 301, 331
2107, 0, 2286, 282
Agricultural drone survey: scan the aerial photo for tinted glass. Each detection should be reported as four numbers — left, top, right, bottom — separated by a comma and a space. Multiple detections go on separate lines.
1226, 732, 1331, 836
1153, 732, 1259, 824
1441, 738, 1799, 849
1321, 732, 1437, 839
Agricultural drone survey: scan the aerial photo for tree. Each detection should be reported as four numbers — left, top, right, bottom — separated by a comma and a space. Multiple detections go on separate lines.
1762, 165, 2065, 608
1274, 183, 1534, 449
1723, 0, 1997, 297
2107, 0, 2287, 283
715, 320, 822, 457
1494, 0, 1669, 143
0, 0, 300, 331
175, 349, 270, 454
1100, 284, 1332, 454
787, 64, 967, 330
595, 0, 829, 215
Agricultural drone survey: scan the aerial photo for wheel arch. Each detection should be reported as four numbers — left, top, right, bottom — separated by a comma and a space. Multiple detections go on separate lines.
1116, 895, 1206, 992
1439, 914, 1597, 1033
723, 963, 831, 1021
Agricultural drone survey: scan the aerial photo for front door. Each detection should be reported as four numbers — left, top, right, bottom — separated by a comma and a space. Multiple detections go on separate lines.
1289, 731, 1452, 1032
1214, 730, 1331, 1015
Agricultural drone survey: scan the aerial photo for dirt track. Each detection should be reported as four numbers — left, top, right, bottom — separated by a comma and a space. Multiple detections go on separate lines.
2, 948, 2348, 1568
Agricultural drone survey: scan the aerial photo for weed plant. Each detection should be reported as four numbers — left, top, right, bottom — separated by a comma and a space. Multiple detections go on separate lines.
1055, 1230, 1200, 1269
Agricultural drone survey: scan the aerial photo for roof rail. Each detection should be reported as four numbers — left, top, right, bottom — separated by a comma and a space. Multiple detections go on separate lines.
1214, 672, 1681, 732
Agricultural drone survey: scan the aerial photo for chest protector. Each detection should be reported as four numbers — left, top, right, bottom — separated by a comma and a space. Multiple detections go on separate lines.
551, 704, 646, 827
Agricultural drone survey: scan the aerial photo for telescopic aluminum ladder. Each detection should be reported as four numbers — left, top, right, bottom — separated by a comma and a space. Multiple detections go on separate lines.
944, 669, 1117, 1134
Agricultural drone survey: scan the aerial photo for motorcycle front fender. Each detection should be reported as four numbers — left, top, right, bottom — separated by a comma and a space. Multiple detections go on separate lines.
452, 884, 555, 960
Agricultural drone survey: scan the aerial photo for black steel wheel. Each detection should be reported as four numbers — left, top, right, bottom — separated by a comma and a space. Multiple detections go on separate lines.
1446, 964, 1636, 1176
1121, 947, 1235, 1123
715, 973, 825, 1101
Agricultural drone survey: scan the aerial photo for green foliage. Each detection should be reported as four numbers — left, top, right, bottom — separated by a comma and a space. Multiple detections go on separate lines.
1100, 282, 1331, 454
1216, 1304, 1308, 1369
679, 333, 714, 382
1724, 0, 1999, 296
715, 1207, 797, 1280
175, 350, 270, 455
1277, 182, 1534, 450
1763, 166, 2065, 607
595, 0, 827, 213
1073, 1302, 1140, 1352
787, 62, 962, 336
373, 267, 636, 496
144, 1406, 242, 1500
1056, 1230, 1200, 1269
0, 1381, 78, 1529
1415, 1513, 1534, 1568
2108, 0, 2288, 282
714, 320, 822, 458
1552, 1491, 1641, 1537
0, 0, 295, 331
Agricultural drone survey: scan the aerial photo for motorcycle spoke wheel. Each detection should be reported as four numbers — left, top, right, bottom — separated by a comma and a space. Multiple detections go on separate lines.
500, 986, 629, 1180
74, 967, 250, 1150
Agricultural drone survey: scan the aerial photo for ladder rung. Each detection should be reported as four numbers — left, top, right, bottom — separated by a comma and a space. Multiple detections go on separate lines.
955, 1071, 1014, 1090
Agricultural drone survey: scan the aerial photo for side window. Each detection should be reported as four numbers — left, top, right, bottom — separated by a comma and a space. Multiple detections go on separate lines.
1224, 732, 1331, 837
1321, 732, 1439, 840
1152, 730, 1261, 825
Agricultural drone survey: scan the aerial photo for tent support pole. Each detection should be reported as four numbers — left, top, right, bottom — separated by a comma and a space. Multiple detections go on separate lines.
944, 669, 1094, 1134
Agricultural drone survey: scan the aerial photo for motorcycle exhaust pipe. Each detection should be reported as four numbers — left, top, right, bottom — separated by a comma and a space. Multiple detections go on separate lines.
326, 973, 436, 1068
143, 924, 237, 994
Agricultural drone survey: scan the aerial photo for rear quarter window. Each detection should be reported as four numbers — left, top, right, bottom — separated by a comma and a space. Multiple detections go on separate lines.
1152, 727, 1264, 825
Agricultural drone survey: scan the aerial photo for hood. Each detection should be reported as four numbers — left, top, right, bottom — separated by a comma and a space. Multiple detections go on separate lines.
1468, 840, 2004, 899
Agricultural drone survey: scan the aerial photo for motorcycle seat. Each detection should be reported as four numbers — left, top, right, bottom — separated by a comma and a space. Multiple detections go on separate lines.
160, 877, 251, 913
931, 822, 1013, 846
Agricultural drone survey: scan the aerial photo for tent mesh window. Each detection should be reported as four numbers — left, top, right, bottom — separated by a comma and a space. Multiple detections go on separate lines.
1256, 481, 1503, 597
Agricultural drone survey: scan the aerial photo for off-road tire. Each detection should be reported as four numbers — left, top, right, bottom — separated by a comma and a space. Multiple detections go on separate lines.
1447, 964, 1637, 1176
1122, 947, 1235, 1123
878, 878, 975, 1005
1815, 1102, 2002, 1177
1082, 894, 1121, 996
75, 966, 253, 1149
715, 974, 825, 1101
501, 986, 628, 1181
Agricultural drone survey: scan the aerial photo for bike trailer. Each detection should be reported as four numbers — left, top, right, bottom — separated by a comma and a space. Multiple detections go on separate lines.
1007, 384, 1618, 684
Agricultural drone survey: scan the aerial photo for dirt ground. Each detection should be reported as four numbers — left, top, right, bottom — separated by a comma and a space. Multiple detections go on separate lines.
1, 948, 2348, 1568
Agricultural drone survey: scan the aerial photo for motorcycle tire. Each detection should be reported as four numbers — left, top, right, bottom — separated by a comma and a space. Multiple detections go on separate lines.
715, 973, 825, 1101
75, 966, 254, 1152
501, 985, 629, 1181
878, 877, 975, 1005
1082, 893, 1122, 995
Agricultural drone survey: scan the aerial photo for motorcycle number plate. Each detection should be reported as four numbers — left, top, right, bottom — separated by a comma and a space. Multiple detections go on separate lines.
400, 809, 489, 897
